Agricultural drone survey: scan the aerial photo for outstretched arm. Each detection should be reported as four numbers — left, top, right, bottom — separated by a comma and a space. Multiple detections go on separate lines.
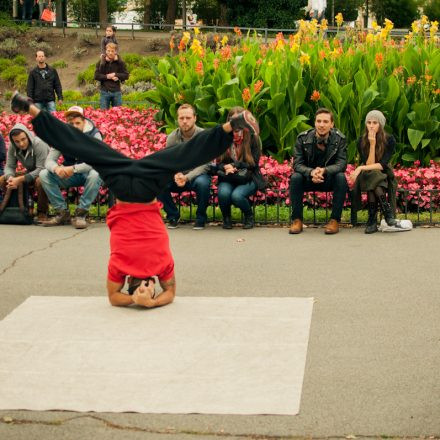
107, 279, 134, 306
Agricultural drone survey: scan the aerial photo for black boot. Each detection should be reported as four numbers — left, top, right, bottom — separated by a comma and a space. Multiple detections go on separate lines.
11, 91, 33, 113
377, 194, 397, 226
243, 212, 254, 229
365, 202, 378, 234
222, 215, 232, 229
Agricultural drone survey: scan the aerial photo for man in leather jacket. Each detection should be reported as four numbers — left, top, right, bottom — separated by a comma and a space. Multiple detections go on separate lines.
289, 108, 348, 235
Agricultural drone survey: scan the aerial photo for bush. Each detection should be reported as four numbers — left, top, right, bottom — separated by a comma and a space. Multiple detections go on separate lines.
83, 83, 99, 96
125, 67, 155, 85
77, 63, 96, 85
123, 53, 142, 65
29, 40, 53, 56
0, 57, 11, 70
0, 26, 20, 40
52, 59, 68, 69
77, 33, 96, 47
28, 28, 52, 42
0, 38, 19, 58
12, 54, 27, 66
145, 37, 168, 52
0, 65, 26, 82
14, 73, 28, 90
72, 46, 88, 59
63, 90, 84, 101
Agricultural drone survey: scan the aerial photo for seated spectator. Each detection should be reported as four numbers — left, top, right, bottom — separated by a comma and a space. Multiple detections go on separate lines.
213, 107, 265, 230
39, 106, 102, 229
0, 124, 49, 222
0, 133, 5, 177
158, 104, 209, 230
289, 108, 348, 235
350, 110, 398, 234
94, 42, 129, 110
101, 25, 118, 55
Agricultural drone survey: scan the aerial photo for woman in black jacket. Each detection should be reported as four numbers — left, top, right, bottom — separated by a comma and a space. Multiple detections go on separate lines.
216, 107, 265, 230
350, 110, 397, 234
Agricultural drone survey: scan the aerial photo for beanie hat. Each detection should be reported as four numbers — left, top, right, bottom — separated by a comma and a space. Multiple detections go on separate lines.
365, 110, 386, 128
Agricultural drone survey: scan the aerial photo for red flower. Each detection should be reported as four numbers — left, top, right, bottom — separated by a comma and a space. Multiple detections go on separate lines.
254, 80, 264, 94
310, 90, 321, 102
242, 88, 251, 103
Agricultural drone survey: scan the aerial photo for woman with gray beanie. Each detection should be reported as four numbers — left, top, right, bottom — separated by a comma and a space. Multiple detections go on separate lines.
350, 110, 397, 233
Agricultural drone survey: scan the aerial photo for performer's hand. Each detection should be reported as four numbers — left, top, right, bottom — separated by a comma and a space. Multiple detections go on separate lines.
63, 166, 74, 178
133, 280, 156, 308
55, 166, 67, 178
6, 176, 20, 189
349, 166, 363, 184
311, 168, 324, 184
224, 164, 236, 174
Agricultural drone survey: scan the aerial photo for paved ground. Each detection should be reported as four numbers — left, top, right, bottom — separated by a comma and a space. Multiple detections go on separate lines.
0, 222, 439, 439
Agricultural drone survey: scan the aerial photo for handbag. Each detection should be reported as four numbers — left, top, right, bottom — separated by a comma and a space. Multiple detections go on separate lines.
0, 182, 34, 225
41, 8, 55, 22
217, 167, 252, 185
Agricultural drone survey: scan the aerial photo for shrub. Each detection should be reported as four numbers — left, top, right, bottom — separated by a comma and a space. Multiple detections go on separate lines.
77, 33, 96, 47
145, 37, 168, 52
0, 57, 11, 70
14, 73, 28, 90
52, 59, 68, 69
29, 40, 53, 56
12, 54, 27, 66
63, 90, 84, 101
28, 28, 52, 42
123, 53, 142, 65
72, 46, 88, 59
0, 26, 20, 40
0, 38, 19, 58
0, 65, 26, 82
125, 67, 155, 85
83, 83, 99, 96
77, 63, 96, 85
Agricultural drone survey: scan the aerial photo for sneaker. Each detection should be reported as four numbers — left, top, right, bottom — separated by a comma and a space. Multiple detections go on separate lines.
11, 91, 33, 113
71, 208, 88, 229
229, 111, 260, 136
167, 218, 179, 229
42, 209, 71, 227
193, 220, 205, 230
33, 212, 49, 225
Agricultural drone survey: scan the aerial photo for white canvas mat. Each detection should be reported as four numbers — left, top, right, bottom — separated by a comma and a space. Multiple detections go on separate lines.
0, 296, 313, 415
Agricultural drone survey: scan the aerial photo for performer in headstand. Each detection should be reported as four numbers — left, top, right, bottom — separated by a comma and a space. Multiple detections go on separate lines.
11, 92, 259, 309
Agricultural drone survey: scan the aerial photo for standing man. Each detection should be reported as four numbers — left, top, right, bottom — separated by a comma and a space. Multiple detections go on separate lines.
39, 106, 102, 229
27, 50, 63, 113
20, 0, 35, 22
158, 104, 211, 230
0, 124, 50, 222
94, 42, 129, 110
289, 108, 347, 235
307, 0, 326, 21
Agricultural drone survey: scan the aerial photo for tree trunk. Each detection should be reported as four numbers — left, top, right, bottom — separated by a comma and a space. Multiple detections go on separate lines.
99, 0, 108, 26
165, 0, 177, 25
143, 0, 151, 24
218, 2, 228, 26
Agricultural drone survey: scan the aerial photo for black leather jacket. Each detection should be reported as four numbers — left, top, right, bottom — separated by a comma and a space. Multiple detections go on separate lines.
293, 128, 347, 178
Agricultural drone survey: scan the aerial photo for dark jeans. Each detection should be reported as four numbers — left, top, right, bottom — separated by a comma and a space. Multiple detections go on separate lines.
218, 180, 257, 217
289, 172, 348, 222
31, 111, 232, 203
100, 90, 122, 110
21, 0, 34, 21
158, 174, 211, 223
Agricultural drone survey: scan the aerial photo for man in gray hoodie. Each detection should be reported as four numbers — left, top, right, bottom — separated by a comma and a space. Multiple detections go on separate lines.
39, 106, 102, 229
0, 123, 50, 221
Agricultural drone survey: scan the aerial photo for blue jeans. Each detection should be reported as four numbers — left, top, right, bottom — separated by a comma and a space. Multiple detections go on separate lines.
21, 0, 33, 21
158, 174, 211, 223
35, 101, 56, 113
289, 172, 348, 222
218, 180, 257, 216
100, 90, 122, 110
39, 169, 102, 211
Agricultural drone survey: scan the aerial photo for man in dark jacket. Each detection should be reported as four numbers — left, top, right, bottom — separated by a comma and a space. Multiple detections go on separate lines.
289, 108, 348, 235
27, 50, 63, 113
0, 124, 50, 221
94, 42, 129, 110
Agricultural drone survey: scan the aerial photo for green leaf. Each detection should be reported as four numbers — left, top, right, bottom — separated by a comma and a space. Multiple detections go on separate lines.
217, 97, 241, 109
408, 128, 425, 150
157, 59, 171, 76
280, 115, 308, 141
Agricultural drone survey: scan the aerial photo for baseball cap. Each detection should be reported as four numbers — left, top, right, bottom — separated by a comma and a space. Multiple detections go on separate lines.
64, 105, 84, 118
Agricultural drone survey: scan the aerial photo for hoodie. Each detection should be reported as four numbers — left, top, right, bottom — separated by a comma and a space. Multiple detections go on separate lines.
45, 117, 102, 173
4, 123, 50, 183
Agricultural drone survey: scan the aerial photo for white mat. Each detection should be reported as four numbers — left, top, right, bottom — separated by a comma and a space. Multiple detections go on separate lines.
0, 296, 313, 415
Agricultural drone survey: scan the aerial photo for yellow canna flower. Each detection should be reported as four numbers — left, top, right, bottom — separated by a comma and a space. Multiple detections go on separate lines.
320, 19, 328, 32
335, 13, 343, 27
411, 21, 420, 34
431, 21, 439, 37
372, 21, 380, 32
299, 51, 311, 65
421, 15, 429, 25
290, 43, 300, 52
366, 32, 374, 44
384, 18, 394, 31
221, 35, 228, 47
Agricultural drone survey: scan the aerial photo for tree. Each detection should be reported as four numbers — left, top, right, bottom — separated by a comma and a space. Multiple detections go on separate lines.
165, 0, 177, 24
325, 0, 362, 24
99, 0, 108, 25
424, 0, 440, 21
67, 0, 127, 24
192, 0, 221, 25
220, 0, 307, 28
370, 0, 419, 28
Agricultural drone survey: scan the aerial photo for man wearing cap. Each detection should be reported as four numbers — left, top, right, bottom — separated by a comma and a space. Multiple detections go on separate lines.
289, 107, 348, 235
39, 106, 102, 228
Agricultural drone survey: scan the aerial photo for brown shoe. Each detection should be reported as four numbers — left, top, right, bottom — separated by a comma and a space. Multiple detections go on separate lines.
33, 212, 49, 225
289, 219, 303, 234
42, 209, 71, 227
71, 208, 88, 229
324, 219, 339, 234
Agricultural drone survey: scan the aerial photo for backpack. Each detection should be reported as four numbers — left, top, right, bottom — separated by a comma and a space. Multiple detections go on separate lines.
0, 182, 34, 225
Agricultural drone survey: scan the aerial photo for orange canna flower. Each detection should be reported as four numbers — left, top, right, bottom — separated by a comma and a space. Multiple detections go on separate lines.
407, 76, 417, 85
213, 58, 220, 70
319, 50, 326, 60
169, 35, 175, 50
310, 90, 321, 102
434, 88, 440, 95
242, 88, 251, 103
220, 45, 232, 61
234, 26, 242, 36
178, 39, 186, 51
213, 34, 220, 43
375, 52, 384, 68
254, 80, 264, 94
425, 74, 433, 82
195, 61, 204, 76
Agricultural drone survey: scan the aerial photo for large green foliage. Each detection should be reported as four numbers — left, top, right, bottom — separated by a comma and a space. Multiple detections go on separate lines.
67, 0, 128, 23
424, 0, 440, 21
325, 0, 362, 23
